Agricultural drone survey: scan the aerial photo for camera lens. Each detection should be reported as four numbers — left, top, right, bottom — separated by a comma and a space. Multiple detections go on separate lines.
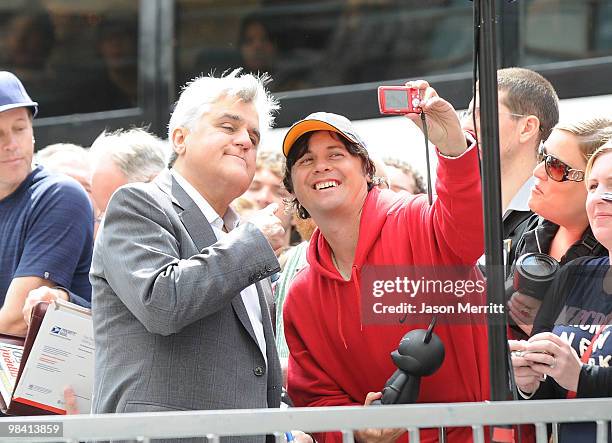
513, 253, 560, 300
518, 254, 558, 277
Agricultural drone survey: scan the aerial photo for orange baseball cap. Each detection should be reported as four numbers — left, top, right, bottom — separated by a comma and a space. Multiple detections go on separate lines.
282, 112, 365, 157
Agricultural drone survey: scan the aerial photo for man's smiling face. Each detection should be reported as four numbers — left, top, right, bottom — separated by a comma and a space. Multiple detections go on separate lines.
290, 130, 368, 218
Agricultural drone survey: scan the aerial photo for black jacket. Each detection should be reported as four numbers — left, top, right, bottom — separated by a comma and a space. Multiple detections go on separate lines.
505, 214, 608, 339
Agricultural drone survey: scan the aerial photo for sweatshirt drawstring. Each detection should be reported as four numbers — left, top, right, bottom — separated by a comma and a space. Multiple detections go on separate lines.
352, 266, 363, 332
335, 284, 348, 349
335, 266, 362, 349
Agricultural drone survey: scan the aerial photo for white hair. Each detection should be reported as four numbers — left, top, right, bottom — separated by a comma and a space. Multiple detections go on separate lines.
36, 143, 89, 166
90, 128, 168, 182
167, 69, 279, 166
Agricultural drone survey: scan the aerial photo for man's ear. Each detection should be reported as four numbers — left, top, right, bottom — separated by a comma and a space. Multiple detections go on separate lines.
518, 115, 541, 144
171, 126, 188, 156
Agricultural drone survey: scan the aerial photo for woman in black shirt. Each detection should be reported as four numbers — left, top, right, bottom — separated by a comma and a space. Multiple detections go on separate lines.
510, 143, 612, 443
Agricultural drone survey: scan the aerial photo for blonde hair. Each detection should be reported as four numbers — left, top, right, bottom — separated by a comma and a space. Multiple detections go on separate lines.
555, 117, 612, 161
256, 150, 284, 178
585, 141, 612, 184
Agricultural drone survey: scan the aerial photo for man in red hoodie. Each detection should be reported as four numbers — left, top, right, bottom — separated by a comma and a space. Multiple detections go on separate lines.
281, 80, 490, 443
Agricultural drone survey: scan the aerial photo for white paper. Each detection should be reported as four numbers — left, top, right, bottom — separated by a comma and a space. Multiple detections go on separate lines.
12, 300, 94, 414
0, 342, 23, 405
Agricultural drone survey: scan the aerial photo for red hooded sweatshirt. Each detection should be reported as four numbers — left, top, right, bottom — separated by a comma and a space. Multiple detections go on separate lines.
284, 145, 491, 442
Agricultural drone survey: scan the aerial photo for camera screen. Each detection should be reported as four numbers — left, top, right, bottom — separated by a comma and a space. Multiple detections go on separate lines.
384, 90, 408, 108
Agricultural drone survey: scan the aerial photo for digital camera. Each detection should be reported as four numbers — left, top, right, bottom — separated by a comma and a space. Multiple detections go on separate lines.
378, 86, 422, 115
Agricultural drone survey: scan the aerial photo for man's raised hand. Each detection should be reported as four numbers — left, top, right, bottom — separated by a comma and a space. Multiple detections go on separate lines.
248, 203, 286, 253
404, 80, 467, 157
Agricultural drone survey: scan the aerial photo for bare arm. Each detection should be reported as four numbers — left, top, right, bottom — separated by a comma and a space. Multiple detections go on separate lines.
0, 276, 60, 335
22, 286, 70, 326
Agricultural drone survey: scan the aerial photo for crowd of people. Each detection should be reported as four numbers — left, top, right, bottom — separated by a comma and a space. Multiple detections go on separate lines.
1, 65, 611, 443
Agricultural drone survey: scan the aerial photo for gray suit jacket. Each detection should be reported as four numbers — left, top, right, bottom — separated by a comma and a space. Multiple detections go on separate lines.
90, 169, 282, 442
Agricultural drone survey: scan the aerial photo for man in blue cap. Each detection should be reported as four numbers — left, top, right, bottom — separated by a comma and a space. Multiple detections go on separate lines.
0, 71, 93, 336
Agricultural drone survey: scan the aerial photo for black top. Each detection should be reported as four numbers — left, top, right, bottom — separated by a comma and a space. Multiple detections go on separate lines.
505, 214, 608, 339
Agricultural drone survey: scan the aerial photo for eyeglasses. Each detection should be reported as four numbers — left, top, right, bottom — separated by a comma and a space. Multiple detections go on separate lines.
537, 142, 585, 183
459, 108, 529, 121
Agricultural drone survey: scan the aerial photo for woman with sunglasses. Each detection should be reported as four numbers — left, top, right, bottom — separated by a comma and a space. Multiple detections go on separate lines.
506, 117, 612, 338
510, 142, 612, 443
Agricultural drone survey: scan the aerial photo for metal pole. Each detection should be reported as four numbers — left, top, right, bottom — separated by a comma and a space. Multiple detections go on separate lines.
477, 0, 512, 404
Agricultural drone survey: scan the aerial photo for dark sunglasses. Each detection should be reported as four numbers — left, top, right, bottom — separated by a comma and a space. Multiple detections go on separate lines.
537, 142, 585, 183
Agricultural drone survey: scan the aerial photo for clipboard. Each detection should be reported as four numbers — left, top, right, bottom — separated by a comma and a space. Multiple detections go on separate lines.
0, 302, 51, 415
0, 300, 93, 415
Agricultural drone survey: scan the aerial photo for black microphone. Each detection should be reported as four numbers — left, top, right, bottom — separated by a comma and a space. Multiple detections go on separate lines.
374, 316, 445, 405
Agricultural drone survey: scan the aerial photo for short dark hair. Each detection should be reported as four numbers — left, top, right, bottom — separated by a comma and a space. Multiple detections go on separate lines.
282, 130, 375, 219
497, 67, 559, 141
238, 12, 278, 48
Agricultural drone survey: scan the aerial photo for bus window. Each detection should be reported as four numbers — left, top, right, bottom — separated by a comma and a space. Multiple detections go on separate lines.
175, 1, 265, 90
0, 1, 138, 118
520, 0, 612, 65
175, 1, 473, 94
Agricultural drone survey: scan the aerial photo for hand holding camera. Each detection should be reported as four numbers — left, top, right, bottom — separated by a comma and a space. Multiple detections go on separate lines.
378, 80, 467, 156
509, 252, 558, 334
507, 291, 542, 336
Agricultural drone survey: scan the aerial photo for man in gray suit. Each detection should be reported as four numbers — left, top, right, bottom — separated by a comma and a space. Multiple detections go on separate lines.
90, 70, 286, 442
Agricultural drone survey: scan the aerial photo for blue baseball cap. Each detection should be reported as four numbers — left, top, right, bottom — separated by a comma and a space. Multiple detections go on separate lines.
0, 71, 38, 117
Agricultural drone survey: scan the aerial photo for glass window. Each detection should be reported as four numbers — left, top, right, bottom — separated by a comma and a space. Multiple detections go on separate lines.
175, 1, 473, 94
519, 0, 612, 65
0, 0, 138, 118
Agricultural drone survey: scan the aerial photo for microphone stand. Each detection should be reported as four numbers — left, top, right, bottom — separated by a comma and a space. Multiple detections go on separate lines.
475, 0, 515, 441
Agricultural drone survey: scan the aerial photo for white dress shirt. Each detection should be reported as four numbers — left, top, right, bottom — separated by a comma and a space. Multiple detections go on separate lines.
504, 176, 534, 216
170, 169, 267, 364
477, 176, 535, 268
